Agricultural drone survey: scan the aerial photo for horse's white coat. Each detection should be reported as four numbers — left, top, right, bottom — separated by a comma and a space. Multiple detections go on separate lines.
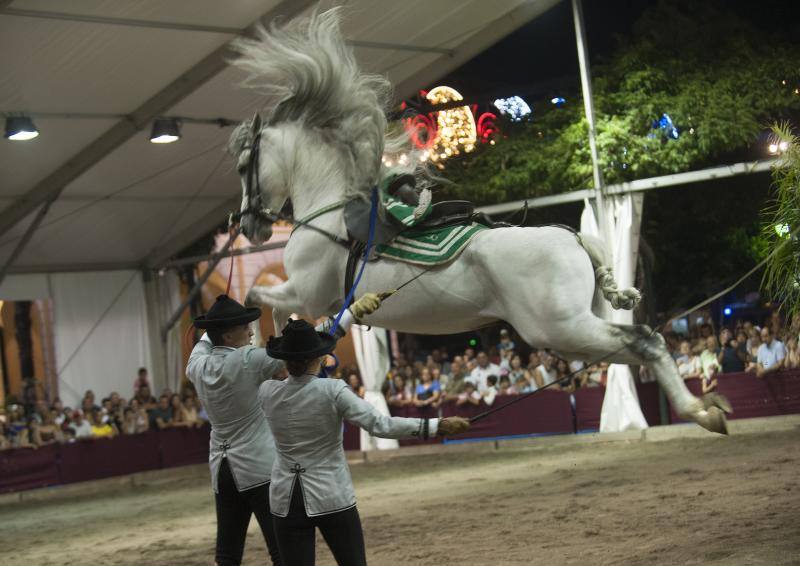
227, 9, 728, 433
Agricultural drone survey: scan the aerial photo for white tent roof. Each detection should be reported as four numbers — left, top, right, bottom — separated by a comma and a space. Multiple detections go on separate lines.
0, 0, 558, 273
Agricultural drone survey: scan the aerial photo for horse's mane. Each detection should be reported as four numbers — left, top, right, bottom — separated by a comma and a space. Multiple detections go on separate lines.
229, 7, 431, 200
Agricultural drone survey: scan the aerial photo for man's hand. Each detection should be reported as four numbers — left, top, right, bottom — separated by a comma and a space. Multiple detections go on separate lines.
437, 417, 470, 436
350, 293, 382, 321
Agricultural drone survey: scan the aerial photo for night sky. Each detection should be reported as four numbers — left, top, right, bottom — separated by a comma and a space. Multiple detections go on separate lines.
435, 0, 800, 103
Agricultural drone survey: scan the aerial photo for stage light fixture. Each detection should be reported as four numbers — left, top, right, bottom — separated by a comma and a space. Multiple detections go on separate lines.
150, 118, 181, 143
4, 116, 39, 141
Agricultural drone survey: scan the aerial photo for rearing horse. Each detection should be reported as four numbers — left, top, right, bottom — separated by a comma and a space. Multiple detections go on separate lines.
227, 9, 728, 433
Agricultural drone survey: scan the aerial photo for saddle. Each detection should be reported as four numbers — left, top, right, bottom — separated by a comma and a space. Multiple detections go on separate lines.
343, 174, 499, 246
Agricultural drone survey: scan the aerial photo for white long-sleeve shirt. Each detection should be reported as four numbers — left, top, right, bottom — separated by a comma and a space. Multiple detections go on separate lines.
185, 312, 356, 493
261, 375, 438, 517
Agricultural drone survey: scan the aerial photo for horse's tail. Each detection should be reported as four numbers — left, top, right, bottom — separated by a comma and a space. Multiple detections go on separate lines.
577, 233, 641, 313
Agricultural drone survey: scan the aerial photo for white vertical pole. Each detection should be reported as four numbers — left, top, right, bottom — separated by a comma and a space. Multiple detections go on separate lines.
572, 0, 608, 241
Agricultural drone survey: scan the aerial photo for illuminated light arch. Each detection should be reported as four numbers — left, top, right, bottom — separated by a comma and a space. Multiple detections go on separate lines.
476, 112, 499, 144
425, 85, 477, 164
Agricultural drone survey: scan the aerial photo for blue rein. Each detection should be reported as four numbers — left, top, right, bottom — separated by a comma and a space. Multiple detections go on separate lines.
328, 186, 379, 336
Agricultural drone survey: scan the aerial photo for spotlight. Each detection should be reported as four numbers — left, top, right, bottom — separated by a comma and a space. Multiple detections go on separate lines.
723, 307, 732, 317
4, 116, 39, 141
550, 97, 566, 107
150, 118, 181, 144
768, 143, 779, 154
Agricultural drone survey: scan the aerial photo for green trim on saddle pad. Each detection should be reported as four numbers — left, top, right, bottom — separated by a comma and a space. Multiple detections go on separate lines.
378, 175, 432, 227
375, 223, 487, 266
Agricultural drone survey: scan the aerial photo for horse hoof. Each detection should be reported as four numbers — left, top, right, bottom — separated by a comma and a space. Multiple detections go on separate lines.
693, 406, 728, 435
702, 393, 733, 414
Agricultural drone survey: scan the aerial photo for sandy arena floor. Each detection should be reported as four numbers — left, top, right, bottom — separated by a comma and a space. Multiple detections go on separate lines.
1, 424, 798, 565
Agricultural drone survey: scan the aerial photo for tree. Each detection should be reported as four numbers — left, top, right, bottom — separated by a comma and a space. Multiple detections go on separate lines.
439, 1, 800, 205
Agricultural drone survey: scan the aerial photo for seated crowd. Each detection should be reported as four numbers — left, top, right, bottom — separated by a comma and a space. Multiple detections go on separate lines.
3, 310, 797, 450
378, 310, 800, 413
0, 368, 208, 451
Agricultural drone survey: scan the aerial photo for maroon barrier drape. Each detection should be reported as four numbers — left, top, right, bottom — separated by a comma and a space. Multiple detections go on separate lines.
440, 391, 574, 440
636, 381, 662, 426
59, 431, 162, 484
574, 383, 664, 431
670, 370, 800, 422
0, 444, 60, 493
574, 387, 605, 432
342, 421, 360, 451
159, 424, 211, 468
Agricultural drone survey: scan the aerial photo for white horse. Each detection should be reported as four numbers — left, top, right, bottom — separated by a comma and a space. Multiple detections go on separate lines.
227, 9, 728, 433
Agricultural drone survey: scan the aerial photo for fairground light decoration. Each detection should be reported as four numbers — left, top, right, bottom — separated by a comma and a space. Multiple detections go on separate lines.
388, 86, 504, 168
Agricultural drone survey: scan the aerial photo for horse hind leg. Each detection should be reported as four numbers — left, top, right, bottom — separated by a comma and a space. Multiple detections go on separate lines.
532, 316, 730, 434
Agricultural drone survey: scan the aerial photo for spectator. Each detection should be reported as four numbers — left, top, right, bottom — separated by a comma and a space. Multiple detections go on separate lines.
442, 360, 468, 400
129, 398, 150, 433
69, 410, 93, 439
121, 407, 138, 435
347, 372, 366, 399
744, 331, 761, 371
31, 399, 48, 425
51, 398, 67, 427
482, 375, 499, 406
527, 351, 541, 373
533, 353, 558, 389
507, 355, 532, 388
463, 347, 476, 363
582, 362, 608, 388
149, 395, 173, 430
134, 384, 157, 411
456, 381, 481, 406
430, 367, 445, 389
497, 329, 516, 355
31, 410, 63, 446
385, 375, 411, 408
7, 405, 31, 448
719, 330, 746, 374
699, 336, 721, 393
786, 336, 800, 370
81, 390, 100, 415
413, 368, 441, 408
675, 340, 701, 380
0, 421, 11, 450
468, 351, 501, 392
512, 375, 533, 394
497, 375, 513, 395
133, 367, 150, 395
755, 326, 786, 378
109, 391, 123, 412
169, 394, 190, 428
100, 397, 114, 424
182, 396, 203, 428
90, 409, 117, 438
555, 358, 575, 392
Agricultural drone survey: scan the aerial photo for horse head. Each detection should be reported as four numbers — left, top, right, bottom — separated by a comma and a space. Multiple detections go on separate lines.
229, 113, 287, 244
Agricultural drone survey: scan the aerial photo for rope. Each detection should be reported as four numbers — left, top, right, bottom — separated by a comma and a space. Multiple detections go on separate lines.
328, 186, 379, 336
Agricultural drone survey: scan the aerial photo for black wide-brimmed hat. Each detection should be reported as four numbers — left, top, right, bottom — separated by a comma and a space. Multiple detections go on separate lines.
266, 319, 337, 360
193, 294, 261, 329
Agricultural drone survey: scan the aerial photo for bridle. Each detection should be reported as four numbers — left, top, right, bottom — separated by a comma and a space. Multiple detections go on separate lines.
229, 112, 350, 247
230, 113, 281, 228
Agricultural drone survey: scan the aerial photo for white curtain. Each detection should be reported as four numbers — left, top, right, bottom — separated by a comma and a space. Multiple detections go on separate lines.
50, 271, 152, 408
581, 196, 649, 432
156, 271, 184, 392
351, 324, 398, 450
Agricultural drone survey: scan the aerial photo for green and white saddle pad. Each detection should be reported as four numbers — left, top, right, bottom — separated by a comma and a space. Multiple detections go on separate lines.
375, 223, 487, 266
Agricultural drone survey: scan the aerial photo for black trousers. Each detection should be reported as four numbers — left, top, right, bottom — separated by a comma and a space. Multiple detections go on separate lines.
215, 458, 282, 566
273, 481, 367, 566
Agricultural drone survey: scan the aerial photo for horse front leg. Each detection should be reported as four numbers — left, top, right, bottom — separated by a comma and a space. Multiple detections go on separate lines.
247, 282, 302, 337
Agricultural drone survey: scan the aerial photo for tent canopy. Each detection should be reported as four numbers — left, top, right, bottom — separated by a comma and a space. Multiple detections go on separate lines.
0, 0, 558, 274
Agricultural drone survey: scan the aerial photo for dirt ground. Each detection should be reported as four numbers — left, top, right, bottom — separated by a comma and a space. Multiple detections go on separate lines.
1, 427, 798, 566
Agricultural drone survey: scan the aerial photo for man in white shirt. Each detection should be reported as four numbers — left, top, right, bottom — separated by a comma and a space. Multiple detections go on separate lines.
756, 326, 786, 377
187, 293, 383, 566
468, 351, 501, 392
